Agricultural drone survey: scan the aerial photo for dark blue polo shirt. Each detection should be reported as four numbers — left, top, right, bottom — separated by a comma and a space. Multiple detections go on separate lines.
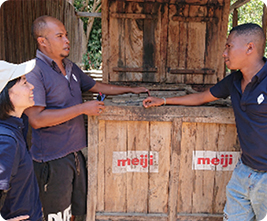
210, 58, 267, 171
26, 50, 96, 162
0, 117, 42, 220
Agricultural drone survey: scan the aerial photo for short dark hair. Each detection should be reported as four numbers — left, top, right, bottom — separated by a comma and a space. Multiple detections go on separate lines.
0, 78, 21, 120
230, 23, 266, 56
31, 15, 49, 41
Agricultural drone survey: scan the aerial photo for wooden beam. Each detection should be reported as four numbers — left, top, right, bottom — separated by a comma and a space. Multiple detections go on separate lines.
230, 0, 251, 13
76, 11, 101, 18
233, 8, 238, 27
262, 4, 267, 40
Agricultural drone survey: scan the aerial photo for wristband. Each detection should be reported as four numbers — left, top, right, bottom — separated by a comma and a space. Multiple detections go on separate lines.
162, 97, 166, 106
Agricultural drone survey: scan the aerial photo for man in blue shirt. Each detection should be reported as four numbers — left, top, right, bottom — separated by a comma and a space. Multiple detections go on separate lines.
143, 23, 267, 221
25, 15, 148, 221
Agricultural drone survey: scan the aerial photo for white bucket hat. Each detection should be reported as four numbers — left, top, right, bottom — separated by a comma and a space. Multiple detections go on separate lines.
0, 59, 36, 93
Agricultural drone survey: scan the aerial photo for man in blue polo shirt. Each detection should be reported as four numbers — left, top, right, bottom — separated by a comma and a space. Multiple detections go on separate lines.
25, 15, 148, 221
143, 23, 267, 220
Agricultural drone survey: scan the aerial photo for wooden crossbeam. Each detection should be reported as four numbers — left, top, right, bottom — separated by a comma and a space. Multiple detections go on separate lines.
76, 12, 102, 18
230, 0, 251, 13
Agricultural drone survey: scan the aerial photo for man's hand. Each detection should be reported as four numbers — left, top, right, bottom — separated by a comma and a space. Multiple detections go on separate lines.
81, 100, 105, 116
130, 87, 149, 94
143, 97, 165, 108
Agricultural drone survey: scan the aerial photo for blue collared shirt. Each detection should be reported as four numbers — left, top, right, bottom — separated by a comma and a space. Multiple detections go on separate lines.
210, 58, 267, 171
26, 50, 96, 162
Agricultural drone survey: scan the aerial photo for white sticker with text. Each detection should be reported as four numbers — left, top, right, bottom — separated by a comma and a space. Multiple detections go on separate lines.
192, 151, 240, 171
112, 151, 159, 173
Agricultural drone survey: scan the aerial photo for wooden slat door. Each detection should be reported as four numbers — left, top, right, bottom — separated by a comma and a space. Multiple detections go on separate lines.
166, 0, 230, 84
106, 0, 168, 83
102, 0, 230, 85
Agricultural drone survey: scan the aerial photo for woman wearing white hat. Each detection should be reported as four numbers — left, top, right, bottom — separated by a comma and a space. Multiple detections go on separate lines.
0, 60, 42, 221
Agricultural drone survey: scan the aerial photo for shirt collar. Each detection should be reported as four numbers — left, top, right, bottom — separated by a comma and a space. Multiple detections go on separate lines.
36, 50, 73, 76
0, 116, 24, 130
233, 57, 267, 83
253, 57, 267, 83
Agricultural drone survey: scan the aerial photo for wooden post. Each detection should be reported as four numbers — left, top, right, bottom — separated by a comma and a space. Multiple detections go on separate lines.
101, 0, 109, 83
168, 119, 182, 221
87, 116, 99, 221
233, 8, 238, 27
262, 4, 267, 41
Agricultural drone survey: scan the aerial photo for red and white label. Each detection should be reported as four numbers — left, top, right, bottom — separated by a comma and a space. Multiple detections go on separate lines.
112, 151, 159, 173
192, 151, 240, 171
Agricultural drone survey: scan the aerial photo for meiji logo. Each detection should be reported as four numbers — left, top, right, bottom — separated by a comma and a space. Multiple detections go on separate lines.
113, 151, 159, 173
192, 151, 240, 171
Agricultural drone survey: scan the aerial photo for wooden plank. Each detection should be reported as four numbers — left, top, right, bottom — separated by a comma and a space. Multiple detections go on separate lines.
149, 122, 172, 213
96, 212, 167, 221
87, 116, 99, 221
262, 5, 267, 39
76, 12, 102, 18
176, 213, 223, 221
213, 124, 238, 213
109, 1, 126, 81
233, 8, 238, 27
143, 18, 157, 82
178, 21, 188, 83
204, 5, 220, 84
104, 121, 127, 212
127, 121, 149, 213
158, 3, 168, 82
172, 16, 216, 22
125, 18, 144, 81
192, 123, 218, 213
113, 67, 157, 72
95, 212, 223, 220
16, 0, 23, 63
97, 120, 106, 211
98, 106, 235, 124
0, 0, 5, 60
166, 5, 179, 82
217, 0, 230, 81
110, 12, 157, 19
177, 122, 197, 213
101, 0, 109, 83
170, 68, 215, 75
22, 0, 31, 61
168, 119, 182, 221
186, 21, 206, 84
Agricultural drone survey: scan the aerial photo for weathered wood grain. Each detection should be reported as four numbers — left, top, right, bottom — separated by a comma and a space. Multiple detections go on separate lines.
0, 0, 85, 64
87, 116, 99, 221
126, 121, 149, 213
104, 121, 127, 212
103, 0, 231, 85
149, 122, 171, 213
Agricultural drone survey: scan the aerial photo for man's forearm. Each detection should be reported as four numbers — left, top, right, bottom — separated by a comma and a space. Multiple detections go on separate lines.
25, 104, 84, 129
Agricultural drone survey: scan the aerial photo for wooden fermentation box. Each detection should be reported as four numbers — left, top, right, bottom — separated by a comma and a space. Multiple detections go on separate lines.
87, 0, 240, 220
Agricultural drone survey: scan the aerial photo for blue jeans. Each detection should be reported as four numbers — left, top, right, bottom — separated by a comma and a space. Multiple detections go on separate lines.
224, 159, 267, 221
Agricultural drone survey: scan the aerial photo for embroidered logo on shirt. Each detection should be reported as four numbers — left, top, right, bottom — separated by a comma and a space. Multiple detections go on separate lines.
257, 94, 264, 105
72, 74, 78, 82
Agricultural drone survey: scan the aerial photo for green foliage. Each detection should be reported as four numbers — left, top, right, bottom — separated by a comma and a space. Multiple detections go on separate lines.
74, 0, 102, 70
83, 24, 102, 70
228, 0, 264, 33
